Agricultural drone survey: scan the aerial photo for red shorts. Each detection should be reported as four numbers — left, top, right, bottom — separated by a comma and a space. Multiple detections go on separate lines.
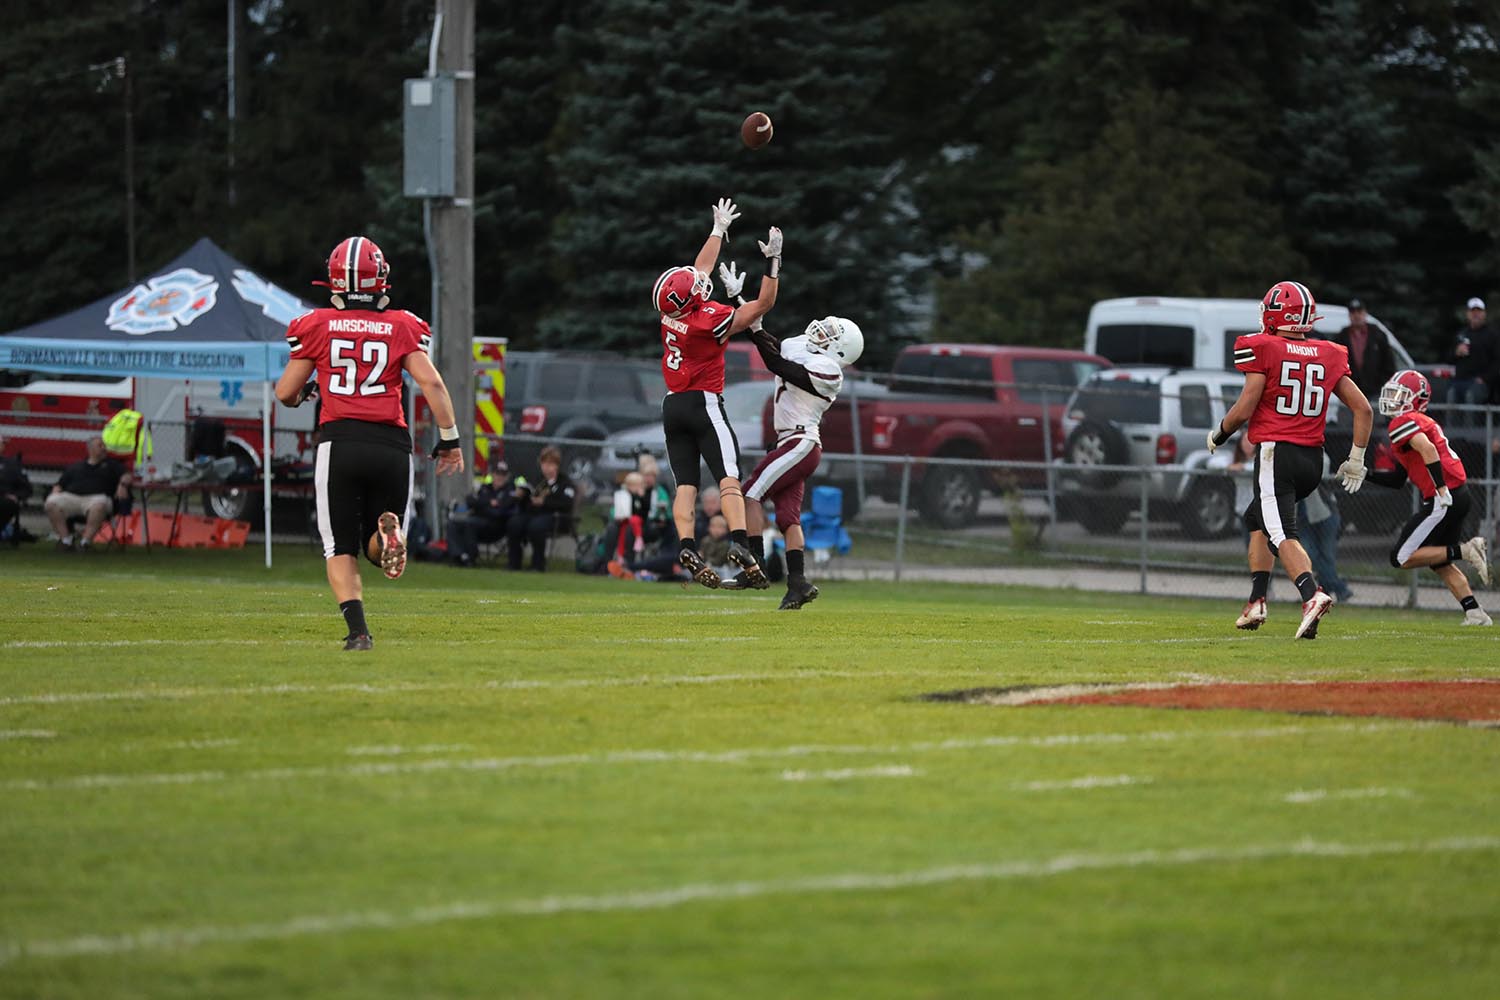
743, 436, 822, 529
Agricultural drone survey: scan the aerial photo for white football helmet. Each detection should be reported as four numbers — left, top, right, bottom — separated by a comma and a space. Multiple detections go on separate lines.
805, 316, 863, 367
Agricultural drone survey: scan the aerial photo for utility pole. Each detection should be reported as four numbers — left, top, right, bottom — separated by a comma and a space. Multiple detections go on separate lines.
120, 55, 136, 282
430, 0, 474, 518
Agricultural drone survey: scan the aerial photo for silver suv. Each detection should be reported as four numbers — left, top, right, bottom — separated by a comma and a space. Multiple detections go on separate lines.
1057, 366, 1245, 537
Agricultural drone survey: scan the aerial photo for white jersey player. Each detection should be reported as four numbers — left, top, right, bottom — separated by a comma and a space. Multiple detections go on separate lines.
717, 260, 862, 609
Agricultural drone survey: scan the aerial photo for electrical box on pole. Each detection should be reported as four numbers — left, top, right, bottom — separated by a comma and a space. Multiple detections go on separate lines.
402, 76, 456, 198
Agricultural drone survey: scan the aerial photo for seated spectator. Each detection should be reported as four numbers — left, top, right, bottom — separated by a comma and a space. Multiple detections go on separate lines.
635, 453, 674, 546
446, 459, 519, 567
0, 434, 35, 546
506, 445, 576, 571
699, 513, 734, 578
44, 435, 132, 550
606, 471, 650, 579
693, 485, 724, 542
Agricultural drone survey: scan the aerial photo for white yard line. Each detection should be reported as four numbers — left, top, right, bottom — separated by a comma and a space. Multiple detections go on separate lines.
780, 765, 919, 782
1283, 787, 1416, 804
345, 744, 472, 757
0, 669, 951, 708
0, 729, 55, 740
1018, 774, 1149, 791
1, 721, 1408, 793
2, 835, 1494, 964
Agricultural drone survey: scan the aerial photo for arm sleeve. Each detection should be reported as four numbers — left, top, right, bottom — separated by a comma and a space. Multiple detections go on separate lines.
286, 314, 315, 360
1387, 415, 1420, 449
710, 306, 734, 345
751, 335, 826, 396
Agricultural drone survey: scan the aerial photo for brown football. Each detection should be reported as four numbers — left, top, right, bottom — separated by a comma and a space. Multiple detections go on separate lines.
741, 111, 774, 149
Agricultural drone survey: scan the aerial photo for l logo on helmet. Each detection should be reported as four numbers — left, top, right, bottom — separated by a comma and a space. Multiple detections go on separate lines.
107, 267, 219, 336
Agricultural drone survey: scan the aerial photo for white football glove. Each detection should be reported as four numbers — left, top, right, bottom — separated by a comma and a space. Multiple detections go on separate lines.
758, 226, 783, 259
711, 197, 740, 240
718, 261, 745, 300
1206, 429, 1220, 454
1435, 486, 1453, 509
1337, 446, 1367, 494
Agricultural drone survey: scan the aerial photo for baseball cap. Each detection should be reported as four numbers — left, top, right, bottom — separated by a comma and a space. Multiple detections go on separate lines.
1347, 298, 1364, 311
491, 459, 509, 472
1468, 297, 1486, 310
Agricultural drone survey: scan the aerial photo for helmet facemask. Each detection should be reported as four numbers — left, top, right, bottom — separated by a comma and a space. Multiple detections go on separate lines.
1378, 381, 1414, 417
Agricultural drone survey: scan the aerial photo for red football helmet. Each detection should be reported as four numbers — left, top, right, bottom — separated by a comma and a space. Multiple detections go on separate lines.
316, 236, 390, 296
652, 266, 711, 317
1260, 280, 1321, 335
1379, 369, 1431, 417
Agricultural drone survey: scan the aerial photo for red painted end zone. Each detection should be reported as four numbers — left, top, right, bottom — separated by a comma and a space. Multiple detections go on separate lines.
1044, 680, 1500, 724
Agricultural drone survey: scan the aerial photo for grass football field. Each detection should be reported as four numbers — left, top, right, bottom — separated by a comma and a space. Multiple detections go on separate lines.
1, 546, 1497, 999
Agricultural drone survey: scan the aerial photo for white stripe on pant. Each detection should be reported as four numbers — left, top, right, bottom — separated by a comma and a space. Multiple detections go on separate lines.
1256, 442, 1286, 546
314, 441, 336, 558
1396, 503, 1448, 565
747, 437, 816, 501
703, 391, 739, 480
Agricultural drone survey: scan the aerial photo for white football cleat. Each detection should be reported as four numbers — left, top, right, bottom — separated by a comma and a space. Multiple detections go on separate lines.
378, 511, 407, 580
1294, 589, 1334, 640
1462, 607, 1493, 626
1235, 597, 1267, 631
1460, 536, 1490, 587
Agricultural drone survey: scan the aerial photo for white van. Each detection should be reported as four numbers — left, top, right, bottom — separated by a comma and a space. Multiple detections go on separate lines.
1085, 296, 1416, 372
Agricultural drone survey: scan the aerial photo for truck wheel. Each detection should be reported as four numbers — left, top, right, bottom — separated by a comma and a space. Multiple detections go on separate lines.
1180, 480, 1237, 539
1064, 420, 1128, 489
919, 465, 981, 529
202, 444, 258, 520
1077, 505, 1129, 535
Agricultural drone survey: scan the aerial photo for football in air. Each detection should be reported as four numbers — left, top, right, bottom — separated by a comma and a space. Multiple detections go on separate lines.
741, 111, 774, 149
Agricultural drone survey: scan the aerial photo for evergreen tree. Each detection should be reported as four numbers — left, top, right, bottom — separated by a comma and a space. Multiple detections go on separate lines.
541, 0, 912, 360
935, 88, 1301, 346
1282, 0, 1423, 335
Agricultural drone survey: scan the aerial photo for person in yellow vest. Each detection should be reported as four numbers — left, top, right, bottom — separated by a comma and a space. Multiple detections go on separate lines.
44, 436, 132, 549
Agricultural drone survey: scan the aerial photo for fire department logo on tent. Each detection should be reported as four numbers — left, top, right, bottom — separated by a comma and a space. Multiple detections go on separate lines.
106, 268, 219, 335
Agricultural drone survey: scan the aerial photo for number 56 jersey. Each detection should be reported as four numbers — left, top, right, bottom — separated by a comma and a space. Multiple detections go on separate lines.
286, 306, 431, 428
1233, 333, 1350, 447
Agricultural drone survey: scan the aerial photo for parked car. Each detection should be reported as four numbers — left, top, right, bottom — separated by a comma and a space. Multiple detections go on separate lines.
500, 351, 666, 488
596, 380, 775, 490
1057, 366, 1247, 537
1085, 296, 1418, 373
809, 344, 1112, 528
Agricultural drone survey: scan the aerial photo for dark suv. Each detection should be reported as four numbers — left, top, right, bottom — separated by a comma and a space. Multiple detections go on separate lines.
502, 351, 665, 487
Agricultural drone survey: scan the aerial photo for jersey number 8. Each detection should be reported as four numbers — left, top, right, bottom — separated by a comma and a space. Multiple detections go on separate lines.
1273, 360, 1326, 418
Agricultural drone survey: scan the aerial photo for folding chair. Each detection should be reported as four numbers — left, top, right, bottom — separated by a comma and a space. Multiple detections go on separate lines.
66, 496, 133, 551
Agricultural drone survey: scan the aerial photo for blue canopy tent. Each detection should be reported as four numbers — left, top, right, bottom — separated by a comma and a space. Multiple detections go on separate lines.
0, 237, 311, 567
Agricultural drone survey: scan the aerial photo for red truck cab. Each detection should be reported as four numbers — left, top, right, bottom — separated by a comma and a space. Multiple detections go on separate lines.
773, 344, 1110, 527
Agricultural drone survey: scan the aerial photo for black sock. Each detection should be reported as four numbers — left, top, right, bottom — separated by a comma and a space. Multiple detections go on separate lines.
1249, 571, 1271, 602
1461, 595, 1479, 611
1448, 543, 1463, 563
730, 528, 749, 548
1294, 572, 1318, 603
679, 537, 697, 554
787, 548, 805, 580
750, 535, 765, 564
339, 599, 368, 638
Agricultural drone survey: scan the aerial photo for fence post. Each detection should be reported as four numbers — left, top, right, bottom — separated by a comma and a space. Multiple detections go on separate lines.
894, 456, 912, 583
1486, 406, 1495, 543
1407, 485, 1420, 609
849, 387, 866, 511
1138, 465, 1150, 595
1041, 385, 1057, 526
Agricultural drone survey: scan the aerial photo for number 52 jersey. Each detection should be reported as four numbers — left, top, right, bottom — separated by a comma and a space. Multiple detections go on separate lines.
286, 306, 432, 428
1233, 333, 1350, 447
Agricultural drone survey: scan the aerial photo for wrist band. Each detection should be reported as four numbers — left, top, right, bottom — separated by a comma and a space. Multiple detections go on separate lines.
766, 256, 781, 279
1210, 421, 1231, 447
1426, 460, 1446, 490
439, 425, 460, 441
1347, 444, 1366, 464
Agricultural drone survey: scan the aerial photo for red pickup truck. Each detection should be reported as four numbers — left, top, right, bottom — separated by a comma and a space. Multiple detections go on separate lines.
765, 344, 1111, 528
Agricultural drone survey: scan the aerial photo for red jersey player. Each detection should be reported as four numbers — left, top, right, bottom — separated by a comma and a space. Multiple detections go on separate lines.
653, 196, 782, 589
1366, 370, 1491, 624
1207, 280, 1373, 638
275, 235, 464, 651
